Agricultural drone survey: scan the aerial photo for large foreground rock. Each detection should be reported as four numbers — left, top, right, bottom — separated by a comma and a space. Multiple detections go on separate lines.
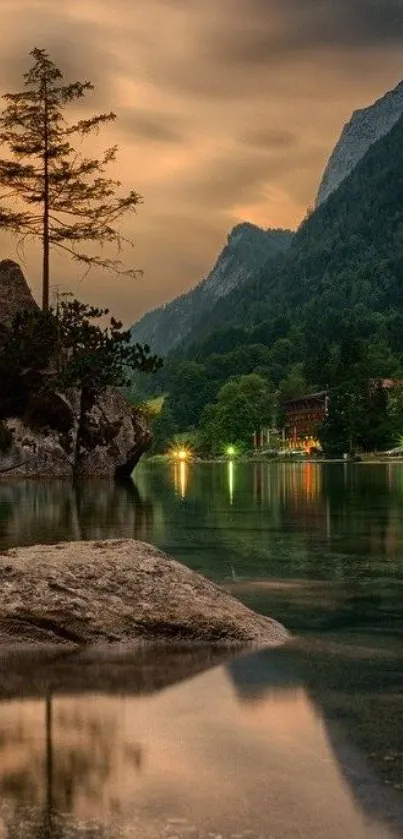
0, 539, 288, 648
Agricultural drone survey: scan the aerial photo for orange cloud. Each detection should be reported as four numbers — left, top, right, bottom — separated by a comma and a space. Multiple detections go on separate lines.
0, 0, 402, 324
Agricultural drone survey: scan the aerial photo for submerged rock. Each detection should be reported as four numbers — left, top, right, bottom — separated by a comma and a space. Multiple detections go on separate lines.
0, 539, 288, 648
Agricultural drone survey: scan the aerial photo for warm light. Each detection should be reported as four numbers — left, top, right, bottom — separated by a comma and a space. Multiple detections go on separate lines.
226, 446, 236, 457
179, 461, 187, 498
170, 447, 191, 461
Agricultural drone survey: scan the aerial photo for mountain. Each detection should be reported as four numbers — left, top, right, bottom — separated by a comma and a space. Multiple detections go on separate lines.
316, 79, 403, 206
130, 224, 293, 356
194, 110, 403, 338
153, 110, 403, 437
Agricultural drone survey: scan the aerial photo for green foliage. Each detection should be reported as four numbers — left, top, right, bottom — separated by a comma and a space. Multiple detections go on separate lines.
199, 374, 275, 454
54, 298, 162, 390
164, 360, 215, 431
319, 381, 391, 455
0, 308, 58, 417
145, 114, 403, 451
0, 299, 162, 423
150, 404, 178, 453
277, 365, 307, 404
317, 338, 399, 454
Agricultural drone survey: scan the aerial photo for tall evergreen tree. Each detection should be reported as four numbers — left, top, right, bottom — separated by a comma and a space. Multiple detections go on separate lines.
0, 48, 141, 311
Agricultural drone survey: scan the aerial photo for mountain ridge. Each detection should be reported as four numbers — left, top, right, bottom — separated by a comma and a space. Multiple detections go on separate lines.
130, 224, 293, 356
316, 78, 403, 206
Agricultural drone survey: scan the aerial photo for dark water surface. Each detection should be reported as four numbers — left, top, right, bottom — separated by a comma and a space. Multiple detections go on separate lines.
0, 462, 403, 838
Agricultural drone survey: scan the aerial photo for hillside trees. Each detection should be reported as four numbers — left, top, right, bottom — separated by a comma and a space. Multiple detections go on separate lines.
0, 47, 141, 311
0, 300, 162, 421
198, 374, 276, 454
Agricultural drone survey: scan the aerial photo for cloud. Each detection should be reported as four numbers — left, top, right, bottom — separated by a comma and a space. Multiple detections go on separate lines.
240, 129, 299, 150
118, 108, 189, 144
0, 0, 402, 324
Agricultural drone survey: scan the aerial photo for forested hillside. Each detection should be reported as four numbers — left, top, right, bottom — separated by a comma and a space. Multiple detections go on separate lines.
131, 224, 293, 356
140, 113, 403, 453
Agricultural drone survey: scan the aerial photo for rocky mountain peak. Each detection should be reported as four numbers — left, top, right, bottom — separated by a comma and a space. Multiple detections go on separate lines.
316, 79, 403, 207
130, 225, 294, 356
227, 221, 262, 244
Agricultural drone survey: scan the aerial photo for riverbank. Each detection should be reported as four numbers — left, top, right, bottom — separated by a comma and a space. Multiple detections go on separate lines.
147, 453, 403, 465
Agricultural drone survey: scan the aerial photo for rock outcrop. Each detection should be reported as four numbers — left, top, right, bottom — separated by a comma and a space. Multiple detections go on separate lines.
316, 79, 403, 206
75, 387, 151, 478
0, 539, 289, 647
2, 388, 151, 479
130, 224, 294, 356
0, 260, 38, 326
0, 261, 152, 478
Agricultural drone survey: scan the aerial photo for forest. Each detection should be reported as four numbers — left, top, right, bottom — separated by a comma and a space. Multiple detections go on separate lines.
139, 112, 403, 456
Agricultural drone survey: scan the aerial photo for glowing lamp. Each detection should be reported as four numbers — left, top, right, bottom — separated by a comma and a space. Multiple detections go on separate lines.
226, 446, 236, 457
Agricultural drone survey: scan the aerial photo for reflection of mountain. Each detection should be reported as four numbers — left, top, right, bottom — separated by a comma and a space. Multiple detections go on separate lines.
0, 479, 155, 549
227, 648, 300, 700
227, 644, 403, 838
0, 653, 400, 839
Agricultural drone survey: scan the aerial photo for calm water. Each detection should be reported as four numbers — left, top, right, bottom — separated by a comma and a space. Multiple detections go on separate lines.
0, 461, 403, 838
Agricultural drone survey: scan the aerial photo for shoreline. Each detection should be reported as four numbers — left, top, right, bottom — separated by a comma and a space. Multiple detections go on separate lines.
146, 455, 403, 466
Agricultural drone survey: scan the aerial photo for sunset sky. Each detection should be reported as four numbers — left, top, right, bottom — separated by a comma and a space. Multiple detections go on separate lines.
1, 0, 403, 324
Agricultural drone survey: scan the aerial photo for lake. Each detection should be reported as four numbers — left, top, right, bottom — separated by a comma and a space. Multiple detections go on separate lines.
0, 461, 402, 838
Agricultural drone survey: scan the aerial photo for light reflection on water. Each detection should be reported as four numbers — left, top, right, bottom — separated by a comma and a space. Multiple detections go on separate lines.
0, 649, 402, 839
0, 464, 403, 835
1, 462, 403, 571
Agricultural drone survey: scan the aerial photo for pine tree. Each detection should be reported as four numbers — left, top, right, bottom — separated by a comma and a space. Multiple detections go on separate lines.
0, 48, 142, 311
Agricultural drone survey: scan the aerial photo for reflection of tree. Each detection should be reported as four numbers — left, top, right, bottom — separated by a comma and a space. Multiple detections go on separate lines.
0, 478, 154, 551
0, 692, 139, 838
0, 646, 232, 838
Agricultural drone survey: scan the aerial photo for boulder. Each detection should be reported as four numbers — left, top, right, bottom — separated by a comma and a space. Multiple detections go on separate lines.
0, 539, 289, 648
2, 416, 74, 477
0, 260, 38, 328
76, 387, 151, 478
0, 260, 152, 478
1, 387, 150, 479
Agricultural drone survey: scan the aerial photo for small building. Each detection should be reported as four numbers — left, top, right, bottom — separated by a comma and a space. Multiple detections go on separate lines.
284, 391, 328, 449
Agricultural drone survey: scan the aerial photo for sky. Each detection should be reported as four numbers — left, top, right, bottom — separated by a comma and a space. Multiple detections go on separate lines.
1, 0, 403, 325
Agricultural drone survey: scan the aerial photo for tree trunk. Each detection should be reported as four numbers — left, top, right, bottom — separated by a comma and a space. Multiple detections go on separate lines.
42, 80, 50, 312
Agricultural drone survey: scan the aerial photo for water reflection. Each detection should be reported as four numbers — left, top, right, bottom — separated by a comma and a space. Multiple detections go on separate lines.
2, 464, 403, 634
143, 461, 403, 587
0, 479, 155, 550
173, 460, 188, 499
0, 649, 401, 839
228, 459, 235, 504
